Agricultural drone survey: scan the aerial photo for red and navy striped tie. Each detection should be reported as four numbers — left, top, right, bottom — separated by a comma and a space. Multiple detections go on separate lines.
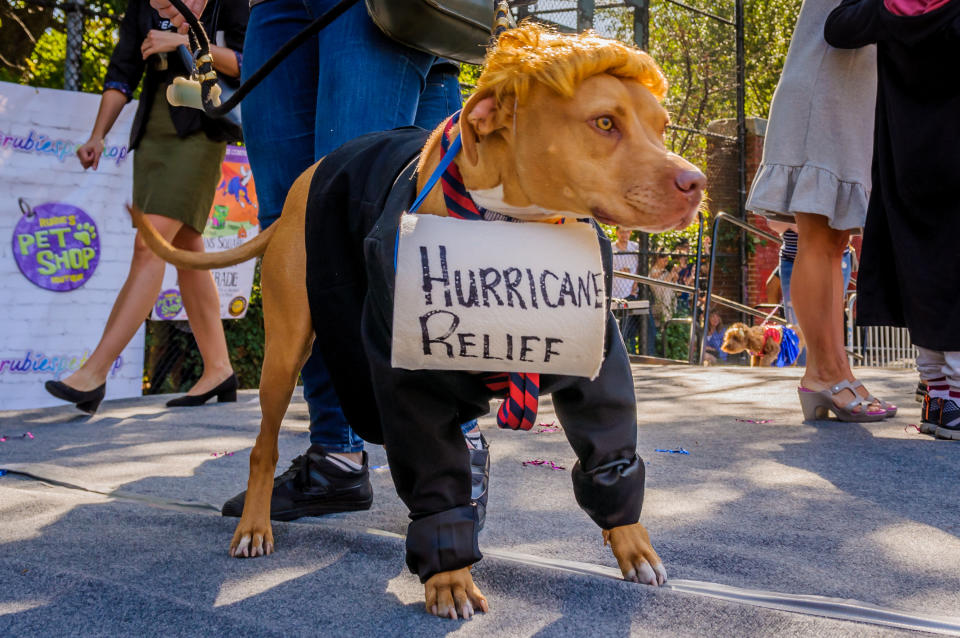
436, 112, 540, 431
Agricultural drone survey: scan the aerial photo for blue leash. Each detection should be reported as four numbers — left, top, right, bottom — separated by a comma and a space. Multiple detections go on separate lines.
393, 133, 464, 270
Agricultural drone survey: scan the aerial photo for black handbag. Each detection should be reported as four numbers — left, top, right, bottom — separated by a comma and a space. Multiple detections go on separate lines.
365, 0, 497, 64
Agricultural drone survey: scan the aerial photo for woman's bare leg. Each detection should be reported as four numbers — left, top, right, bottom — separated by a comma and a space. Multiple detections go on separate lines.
61, 214, 184, 391
793, 213, 866, 410
172, 225, 234, 395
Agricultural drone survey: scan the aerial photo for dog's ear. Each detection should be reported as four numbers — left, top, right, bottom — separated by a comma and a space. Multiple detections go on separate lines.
460, 91, 511, 166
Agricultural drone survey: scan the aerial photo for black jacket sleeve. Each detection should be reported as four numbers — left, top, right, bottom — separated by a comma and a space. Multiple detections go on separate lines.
825, 0, 884, 48
209, 0, 248, 76
102, 0, 146, 101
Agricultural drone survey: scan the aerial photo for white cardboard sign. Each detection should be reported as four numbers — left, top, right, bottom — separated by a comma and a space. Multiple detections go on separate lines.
391, 214, 607, 378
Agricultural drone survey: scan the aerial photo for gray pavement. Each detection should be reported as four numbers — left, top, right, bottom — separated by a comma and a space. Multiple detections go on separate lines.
1, 365, 958, 637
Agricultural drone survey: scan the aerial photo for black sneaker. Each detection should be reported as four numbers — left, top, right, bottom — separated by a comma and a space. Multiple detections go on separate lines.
469, 434, 490, 530
222, 446, 373, 521
916, 381, 928, 403
920, 394, 942, 435
935, 398, 960, 441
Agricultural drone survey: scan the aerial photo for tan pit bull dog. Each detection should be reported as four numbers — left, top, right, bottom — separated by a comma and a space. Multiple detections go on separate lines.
132, 23, 704, 620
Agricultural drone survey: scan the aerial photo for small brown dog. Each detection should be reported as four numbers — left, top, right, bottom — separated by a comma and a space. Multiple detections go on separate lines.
721, 322, 806, 367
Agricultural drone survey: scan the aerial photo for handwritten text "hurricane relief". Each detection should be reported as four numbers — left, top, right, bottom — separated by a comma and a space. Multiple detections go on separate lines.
417, 244, 604, 364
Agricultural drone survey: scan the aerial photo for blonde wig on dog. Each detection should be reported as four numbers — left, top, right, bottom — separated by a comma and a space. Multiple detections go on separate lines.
476, 21, 668, 105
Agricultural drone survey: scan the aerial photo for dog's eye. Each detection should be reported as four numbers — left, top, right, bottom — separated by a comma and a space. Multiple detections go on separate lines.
595, 116, 615, 132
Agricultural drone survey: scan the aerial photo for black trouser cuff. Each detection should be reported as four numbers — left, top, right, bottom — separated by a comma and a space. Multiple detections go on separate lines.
406, 505, 482, 583
572, 454, 645, 529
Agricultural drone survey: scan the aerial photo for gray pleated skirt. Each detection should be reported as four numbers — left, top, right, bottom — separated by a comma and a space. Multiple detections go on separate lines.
747, 0, 877, 231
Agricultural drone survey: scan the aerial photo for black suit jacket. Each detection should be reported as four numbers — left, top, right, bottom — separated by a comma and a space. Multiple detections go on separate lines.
103, 0, 248, 148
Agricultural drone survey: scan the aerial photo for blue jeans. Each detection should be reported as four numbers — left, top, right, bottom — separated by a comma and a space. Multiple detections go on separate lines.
242, 0, 474, 451
779, 256, 805, 366
415, 64, 463, 130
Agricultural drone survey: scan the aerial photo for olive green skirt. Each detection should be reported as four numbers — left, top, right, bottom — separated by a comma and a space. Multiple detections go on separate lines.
133, 87, 226, 234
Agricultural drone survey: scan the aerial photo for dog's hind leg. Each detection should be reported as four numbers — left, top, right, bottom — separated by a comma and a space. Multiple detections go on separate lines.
230, 167, 315, 559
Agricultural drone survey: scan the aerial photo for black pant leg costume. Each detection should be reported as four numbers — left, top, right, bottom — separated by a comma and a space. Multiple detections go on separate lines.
306, 129, 646, 583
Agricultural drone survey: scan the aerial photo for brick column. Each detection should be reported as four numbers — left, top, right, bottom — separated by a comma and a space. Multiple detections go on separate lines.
704, 117, 772, 319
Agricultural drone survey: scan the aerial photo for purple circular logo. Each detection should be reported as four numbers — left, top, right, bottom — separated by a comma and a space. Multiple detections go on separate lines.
154, 288, 183, 320
12, 202, 100, 292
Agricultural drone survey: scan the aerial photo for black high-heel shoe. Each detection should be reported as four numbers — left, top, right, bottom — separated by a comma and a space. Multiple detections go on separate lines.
44, 380, 106, 414
166, 373, 238, 407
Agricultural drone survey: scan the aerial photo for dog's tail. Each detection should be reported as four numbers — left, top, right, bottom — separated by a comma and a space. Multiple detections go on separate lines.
127, 204, 277, 270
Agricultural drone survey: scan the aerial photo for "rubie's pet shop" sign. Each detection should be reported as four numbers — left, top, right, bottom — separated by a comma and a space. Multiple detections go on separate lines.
11, 201, 100, 292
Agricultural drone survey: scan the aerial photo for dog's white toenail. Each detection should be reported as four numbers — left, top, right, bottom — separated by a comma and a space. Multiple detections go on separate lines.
654, 562, 667, 585
638, 562, 656, 585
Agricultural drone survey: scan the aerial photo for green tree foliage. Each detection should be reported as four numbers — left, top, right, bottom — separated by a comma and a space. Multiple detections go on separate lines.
645, 0, 801, 163
2, 0, 124, 92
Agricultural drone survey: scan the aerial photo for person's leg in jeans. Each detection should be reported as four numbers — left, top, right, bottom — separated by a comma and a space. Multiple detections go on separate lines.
779, 255, 805, 365
304, 0, 438, 461
241, 0, 353, 457
223, 0, 436, 518
415, 60, 463, 130
309, 0, 434, 158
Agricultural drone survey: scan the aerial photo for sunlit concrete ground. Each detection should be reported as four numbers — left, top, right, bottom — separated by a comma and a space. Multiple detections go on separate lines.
1, 365, 957, 637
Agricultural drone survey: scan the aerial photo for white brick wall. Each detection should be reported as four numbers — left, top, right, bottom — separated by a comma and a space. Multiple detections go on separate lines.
0, 82, 144, 410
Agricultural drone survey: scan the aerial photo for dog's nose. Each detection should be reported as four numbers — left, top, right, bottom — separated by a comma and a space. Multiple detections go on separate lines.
675, 169, 706, 194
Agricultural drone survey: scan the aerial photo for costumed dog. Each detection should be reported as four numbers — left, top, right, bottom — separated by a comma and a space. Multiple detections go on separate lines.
131, 23, 705, 619
721, 322, 805, 367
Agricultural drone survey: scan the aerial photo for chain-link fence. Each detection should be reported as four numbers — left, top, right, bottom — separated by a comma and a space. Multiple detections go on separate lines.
2, 0, 121, 92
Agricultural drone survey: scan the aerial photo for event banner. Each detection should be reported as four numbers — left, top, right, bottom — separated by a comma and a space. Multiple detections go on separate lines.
0, 81, 142, 409
151, 145, 259, 321
391, 214, 607, 378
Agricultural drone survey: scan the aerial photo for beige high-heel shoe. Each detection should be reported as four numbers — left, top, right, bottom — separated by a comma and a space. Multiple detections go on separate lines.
798, 380, 888, 423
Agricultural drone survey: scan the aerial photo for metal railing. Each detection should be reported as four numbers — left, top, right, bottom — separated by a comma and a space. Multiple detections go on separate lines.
845, 293, 916, 368
698, 211, 783, 365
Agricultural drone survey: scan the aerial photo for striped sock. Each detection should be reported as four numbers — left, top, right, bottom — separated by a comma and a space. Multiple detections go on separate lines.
926, 377, 950, 400
464, 430, 484, 450
326, 453, 363, 472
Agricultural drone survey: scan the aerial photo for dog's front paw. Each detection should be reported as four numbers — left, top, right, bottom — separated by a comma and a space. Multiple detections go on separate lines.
424, 566, 489, 620
602, 522, 667, 586
229, 517, 274, 558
